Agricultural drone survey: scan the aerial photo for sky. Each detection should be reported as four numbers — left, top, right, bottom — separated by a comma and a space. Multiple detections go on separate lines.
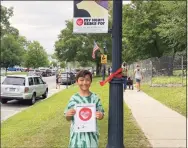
2, 1, 131, 55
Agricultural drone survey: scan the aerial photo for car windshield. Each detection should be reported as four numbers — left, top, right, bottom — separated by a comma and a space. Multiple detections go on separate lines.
2, 77, 25, 86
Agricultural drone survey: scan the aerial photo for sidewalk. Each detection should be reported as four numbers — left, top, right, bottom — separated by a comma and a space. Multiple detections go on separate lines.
124, 89, 186, 148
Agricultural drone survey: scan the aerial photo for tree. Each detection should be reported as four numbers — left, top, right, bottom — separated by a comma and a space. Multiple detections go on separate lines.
1, 34, 24, 72
60, 61, 66, 68
122, 1, 170, 63
0, 5, 13, 36
24, 41, 49, 68
155, 1, 186, 57
50, 61, 58, 67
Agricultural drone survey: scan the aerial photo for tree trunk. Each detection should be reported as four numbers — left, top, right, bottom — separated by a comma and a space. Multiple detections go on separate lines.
168, 48, 176, 76
96, 62, 101, 76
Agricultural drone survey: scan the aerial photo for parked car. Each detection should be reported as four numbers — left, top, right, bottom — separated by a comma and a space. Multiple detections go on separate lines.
28, 69, 42, 77
72, 69, 81, 76
61, 72, 76, 85
41, 69, 53, 77
51, 69, 56, 75
0, 75, 48, 105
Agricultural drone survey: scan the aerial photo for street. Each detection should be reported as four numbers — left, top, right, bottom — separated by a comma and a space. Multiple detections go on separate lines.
1, 76, 67, 122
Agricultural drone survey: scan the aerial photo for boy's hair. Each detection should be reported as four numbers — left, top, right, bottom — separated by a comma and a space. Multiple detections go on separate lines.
76, 70, 92, 82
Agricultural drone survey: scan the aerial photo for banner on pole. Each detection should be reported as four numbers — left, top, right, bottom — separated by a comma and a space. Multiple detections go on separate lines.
73, 0, 108, 34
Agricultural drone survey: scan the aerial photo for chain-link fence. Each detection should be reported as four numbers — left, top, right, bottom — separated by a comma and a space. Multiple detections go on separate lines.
127, 55, 187, 87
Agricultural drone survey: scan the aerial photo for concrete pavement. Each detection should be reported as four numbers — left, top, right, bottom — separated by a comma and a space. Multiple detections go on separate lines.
124, 89, 186, 148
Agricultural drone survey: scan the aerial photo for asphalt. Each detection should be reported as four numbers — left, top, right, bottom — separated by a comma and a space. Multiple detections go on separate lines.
124, 89, 186, 148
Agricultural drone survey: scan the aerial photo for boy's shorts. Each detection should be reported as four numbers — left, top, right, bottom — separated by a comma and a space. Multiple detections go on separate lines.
136, 78, 141, 82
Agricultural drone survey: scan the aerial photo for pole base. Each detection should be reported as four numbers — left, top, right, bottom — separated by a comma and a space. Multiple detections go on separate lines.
106, 144, 125, 148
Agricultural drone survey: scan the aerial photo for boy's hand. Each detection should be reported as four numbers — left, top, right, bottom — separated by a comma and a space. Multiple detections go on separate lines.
96, 111, 104, 120
66, 109, 76, 117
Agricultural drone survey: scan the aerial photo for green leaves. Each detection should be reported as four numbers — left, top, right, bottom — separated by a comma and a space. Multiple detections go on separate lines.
1, 5, 50, 69
154, 1, 186, 54
23, 41, 49, 68
1, 34, 24, 68
122, 1, 186, 63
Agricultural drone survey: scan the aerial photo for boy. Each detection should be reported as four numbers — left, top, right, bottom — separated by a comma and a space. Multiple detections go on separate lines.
64, 70, 104, 148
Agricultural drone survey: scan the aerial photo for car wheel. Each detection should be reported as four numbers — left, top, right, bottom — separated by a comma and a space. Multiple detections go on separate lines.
28, 93, 36, 105
42, 89, 48, 99
1, 99, 7, 104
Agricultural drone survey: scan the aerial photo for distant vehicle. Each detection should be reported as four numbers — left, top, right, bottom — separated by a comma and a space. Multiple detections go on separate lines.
23, 68, 33, 72
51, 69, 56, 75
7, 67, 17, 71
61, 72, 75, 85
73, 69, 81, 76
7, 67, 23, 71
41, 69, 53, 77
28, 69, 42, 77
1, 75, 48, 105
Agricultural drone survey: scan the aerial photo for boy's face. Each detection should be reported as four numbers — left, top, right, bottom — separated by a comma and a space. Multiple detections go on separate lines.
77, 74, 91, 91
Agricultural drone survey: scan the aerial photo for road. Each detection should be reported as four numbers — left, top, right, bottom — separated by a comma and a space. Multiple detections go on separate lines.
1, 76, 67, 122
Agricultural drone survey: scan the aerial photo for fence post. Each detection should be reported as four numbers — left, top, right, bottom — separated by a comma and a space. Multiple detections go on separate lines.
181, 56, 184, 86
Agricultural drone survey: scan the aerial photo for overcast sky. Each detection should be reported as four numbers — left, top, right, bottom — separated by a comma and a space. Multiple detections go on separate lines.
2, 1, 131, 55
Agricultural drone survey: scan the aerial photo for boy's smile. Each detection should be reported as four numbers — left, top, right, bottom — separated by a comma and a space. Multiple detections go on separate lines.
77, 75, 91, 91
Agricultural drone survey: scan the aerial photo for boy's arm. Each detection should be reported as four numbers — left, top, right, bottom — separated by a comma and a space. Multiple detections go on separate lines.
65, 108, 76, 121
66, 116, 73, 121
96, 97, 105, 120
64, 97, 76, 121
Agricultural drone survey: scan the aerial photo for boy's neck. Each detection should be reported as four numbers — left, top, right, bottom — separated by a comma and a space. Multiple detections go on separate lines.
79, 90, 91, 97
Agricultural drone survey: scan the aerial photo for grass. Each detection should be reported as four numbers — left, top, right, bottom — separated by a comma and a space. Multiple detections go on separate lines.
152, 76, 186, 85
142, 84, 186, 117
1, 78, 151, 148
6, 71, 28, 75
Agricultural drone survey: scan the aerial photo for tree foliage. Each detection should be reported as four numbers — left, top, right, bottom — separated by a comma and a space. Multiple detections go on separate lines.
23, 41, 49, 68
1, 34, 24, 69
154, 1, 186, 56
1, 5, 49, 69
122, 1, 186, 63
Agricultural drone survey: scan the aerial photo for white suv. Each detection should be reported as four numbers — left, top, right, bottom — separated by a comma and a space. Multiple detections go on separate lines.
1, 75, 48, 105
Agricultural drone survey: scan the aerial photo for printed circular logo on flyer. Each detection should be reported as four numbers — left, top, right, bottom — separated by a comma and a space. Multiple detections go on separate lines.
79, 107, 92, 121
76, 18, 84, 26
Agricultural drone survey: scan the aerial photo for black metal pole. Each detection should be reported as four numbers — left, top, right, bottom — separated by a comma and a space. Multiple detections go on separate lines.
107, 0, 124, 148
102, 64, 106, 81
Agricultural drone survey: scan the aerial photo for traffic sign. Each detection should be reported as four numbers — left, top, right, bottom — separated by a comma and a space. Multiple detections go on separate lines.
101, 54, 107, 64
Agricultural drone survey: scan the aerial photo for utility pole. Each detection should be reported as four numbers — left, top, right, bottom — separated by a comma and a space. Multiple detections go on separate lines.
107, 0, 124, 148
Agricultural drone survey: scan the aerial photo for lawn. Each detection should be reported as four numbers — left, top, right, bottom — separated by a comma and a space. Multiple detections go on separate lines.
1, 78, 151, 148
7, 71, 28, 75
142, 84, 186, 117
152, 76, 186, 85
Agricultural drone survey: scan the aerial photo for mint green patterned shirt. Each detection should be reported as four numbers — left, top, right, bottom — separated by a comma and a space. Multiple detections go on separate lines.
64, 92, 104, 148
